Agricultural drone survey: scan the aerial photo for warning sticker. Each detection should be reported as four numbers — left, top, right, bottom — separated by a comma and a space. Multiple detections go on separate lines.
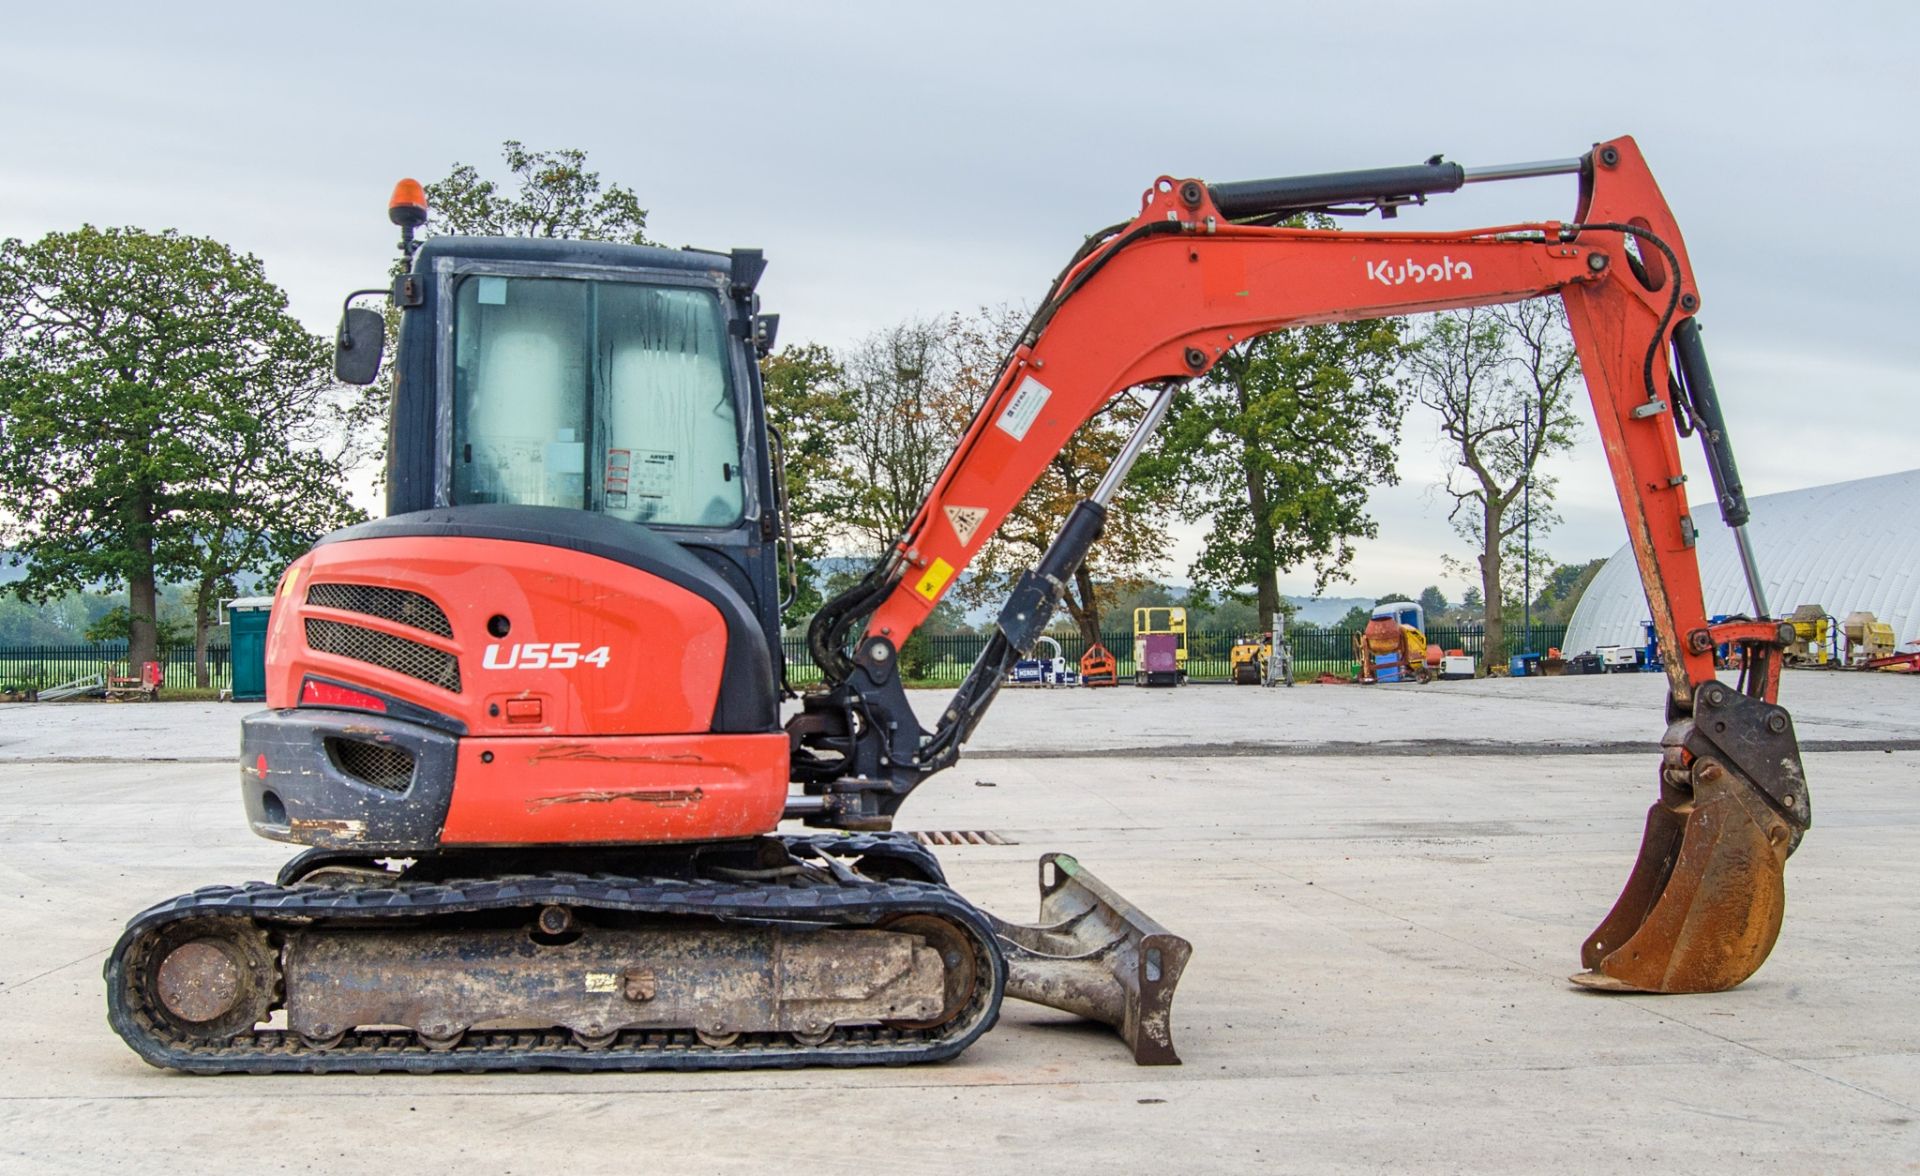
915, 558, 955, 601
604, 448, 632, 510
994, 375, 1052, 442
584, 972, 619, 994
944, 505, 987, 547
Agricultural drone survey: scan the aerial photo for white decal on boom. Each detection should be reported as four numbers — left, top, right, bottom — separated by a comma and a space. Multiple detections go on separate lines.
994, 375, 1052, 442
1365, 257, 1473, 286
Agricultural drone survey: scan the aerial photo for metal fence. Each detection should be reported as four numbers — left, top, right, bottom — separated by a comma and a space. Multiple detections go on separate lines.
0, 623, 1573, 694
782, 624, 1570, 684
0, 644, 235, 692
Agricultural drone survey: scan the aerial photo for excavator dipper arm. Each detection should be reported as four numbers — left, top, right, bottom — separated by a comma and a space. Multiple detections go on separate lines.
793, 135, 1808, 994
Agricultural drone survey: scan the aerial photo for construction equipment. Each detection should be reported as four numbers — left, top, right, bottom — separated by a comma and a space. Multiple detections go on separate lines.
1229, 635, 1269, 684
1356, 602, 1429, 684
1262, 629, 1294, 687
108, 136, 1811, 1075
1132, 606, 1188, 684
104, 660, 162, 702
1009, 634, 1072, 685
1842, 611, 1898, 666
1078, 642, 1118, 687
36, 673, 104, 702
1783, 604, 1836, 666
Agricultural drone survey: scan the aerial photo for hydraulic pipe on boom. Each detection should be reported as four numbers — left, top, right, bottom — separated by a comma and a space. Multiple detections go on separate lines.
797, 135, 1809, 996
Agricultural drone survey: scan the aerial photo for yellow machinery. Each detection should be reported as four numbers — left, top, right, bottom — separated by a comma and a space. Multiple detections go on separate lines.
1133, 606, 1188, 685
1784, 604, 1835, 666
1229, 635, 1269, 685
1842, 611, 1898, 666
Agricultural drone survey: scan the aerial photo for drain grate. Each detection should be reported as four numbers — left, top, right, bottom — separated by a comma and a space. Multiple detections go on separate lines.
910, 830, 1016, 846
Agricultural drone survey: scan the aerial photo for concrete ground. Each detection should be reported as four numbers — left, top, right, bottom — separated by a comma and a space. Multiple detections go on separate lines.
0, 672, 1914, 1173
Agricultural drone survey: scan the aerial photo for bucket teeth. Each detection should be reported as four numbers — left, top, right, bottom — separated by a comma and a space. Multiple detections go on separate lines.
1573, 766, 1794, 994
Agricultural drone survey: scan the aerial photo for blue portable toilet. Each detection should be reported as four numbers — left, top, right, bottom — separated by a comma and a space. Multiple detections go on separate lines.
228, 596, 274, 702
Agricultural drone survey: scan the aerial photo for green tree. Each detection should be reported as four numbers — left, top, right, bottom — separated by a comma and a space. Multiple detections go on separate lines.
424, 141, 652, 244
0, 226, 364, 677
84, 603, 190, 649
834, 315, 972, 557
1157, 313, 1412, 635
350, 142, 660, 450
1532, 557, 1606, 624
1407, 301, 1581, 669
761, 343, 856, 626
1418, 585, 1450, 619
949, 307, 1180, 647
1337, 604, 1374, 632
1374, 591, 1414, 605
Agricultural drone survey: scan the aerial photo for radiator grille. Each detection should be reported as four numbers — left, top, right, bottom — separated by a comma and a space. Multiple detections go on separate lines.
305, 618, 461, 693
325, 737, 415, 793
306, 582, 453, 638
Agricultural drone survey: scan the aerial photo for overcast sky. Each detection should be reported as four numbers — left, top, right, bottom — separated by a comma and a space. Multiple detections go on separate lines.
3, 1, 1912, 601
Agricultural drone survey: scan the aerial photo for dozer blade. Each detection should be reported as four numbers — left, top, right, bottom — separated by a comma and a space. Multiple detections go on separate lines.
985, 853, 1191, 1064
1572, 765, 1795, 993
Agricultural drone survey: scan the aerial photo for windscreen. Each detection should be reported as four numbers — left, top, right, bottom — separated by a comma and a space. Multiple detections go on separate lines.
450, 274, 744, 528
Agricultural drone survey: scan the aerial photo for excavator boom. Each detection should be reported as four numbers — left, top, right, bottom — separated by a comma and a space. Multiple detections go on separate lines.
797, 135, 1809, 994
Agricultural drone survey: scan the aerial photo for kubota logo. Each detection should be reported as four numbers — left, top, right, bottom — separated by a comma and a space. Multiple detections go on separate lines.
1366, 257, 1474, 286
482, 642, 611, 670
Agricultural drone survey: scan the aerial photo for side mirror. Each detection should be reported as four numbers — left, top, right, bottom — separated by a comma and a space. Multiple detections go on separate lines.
335, 306, 386, 385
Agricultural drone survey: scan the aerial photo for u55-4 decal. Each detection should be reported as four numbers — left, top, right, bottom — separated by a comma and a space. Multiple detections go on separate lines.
482, 642, 611, 670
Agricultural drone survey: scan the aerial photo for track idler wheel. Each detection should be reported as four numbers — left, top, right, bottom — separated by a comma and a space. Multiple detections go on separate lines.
140, 919, 276, 1041
1573, 750, 1800, 994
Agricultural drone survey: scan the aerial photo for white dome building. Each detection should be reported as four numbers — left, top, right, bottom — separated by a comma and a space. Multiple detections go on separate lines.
1564, 468, 1920, 656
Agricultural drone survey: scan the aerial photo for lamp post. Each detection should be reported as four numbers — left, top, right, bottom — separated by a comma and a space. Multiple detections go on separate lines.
1522, 399, 1532, 656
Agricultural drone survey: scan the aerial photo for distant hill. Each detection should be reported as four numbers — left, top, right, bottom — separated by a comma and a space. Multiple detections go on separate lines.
1284, 595, 1373, 626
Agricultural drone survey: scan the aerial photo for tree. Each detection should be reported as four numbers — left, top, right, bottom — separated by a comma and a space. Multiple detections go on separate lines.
761, 343, 856, 626
1531, 557, 1607, 624
1337, 604, 1375, 632
1407, 301, 1580, 670
348, 143, 661, 450
424, 141, 651, 244
1157, 311, 1412, 635
834, 315, 972, 557
1374, 591, 1414, 605
1418, 585, 1449, 619
0, 226, 365, 678
85, 603, 189, 649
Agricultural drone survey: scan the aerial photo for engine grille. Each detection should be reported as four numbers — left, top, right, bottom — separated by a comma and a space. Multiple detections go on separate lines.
304, 618, 462, 693
325, 737, 415, 793
305, 582, 453, 638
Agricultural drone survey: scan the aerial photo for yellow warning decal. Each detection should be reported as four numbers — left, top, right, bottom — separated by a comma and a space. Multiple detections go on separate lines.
915, 558, 955, 601
278, 566, 301, 600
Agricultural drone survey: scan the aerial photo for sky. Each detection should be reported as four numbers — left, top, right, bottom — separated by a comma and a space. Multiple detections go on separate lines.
3, 1, 1912, 602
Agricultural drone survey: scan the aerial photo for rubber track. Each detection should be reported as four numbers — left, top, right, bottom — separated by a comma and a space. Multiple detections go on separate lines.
105, 871, 1005, 1074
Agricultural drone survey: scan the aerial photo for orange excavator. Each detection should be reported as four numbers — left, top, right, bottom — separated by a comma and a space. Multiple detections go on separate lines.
106, 136, 1808, 1073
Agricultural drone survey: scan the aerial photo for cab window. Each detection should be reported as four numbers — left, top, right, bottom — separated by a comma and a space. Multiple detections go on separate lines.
450, 275, 743, 528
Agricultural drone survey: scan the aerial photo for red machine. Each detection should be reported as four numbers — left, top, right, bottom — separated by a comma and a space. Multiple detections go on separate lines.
107, 136, 1809, 1074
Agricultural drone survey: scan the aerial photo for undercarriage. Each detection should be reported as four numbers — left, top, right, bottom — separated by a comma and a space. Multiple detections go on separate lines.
106, 835, 1188, 1074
